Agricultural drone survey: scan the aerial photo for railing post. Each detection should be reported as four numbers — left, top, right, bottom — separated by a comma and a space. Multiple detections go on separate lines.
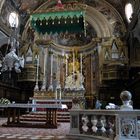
69, 110, 80, 134
115, 113, 139, 140
69, 110, 140, 140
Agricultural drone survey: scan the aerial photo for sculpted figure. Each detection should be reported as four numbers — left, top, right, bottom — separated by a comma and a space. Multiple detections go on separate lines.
1, 49, 24, 73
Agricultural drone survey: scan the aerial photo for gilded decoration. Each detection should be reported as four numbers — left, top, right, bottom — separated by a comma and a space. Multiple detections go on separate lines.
101, 37, 128, 64
100, 37, 129, 81
18, 0, 128, 102
19, 42, 40, 64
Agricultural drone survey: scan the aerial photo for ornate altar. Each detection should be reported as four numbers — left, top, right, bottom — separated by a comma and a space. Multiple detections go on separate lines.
25, 1, 88, 103
17, 0, 129, 109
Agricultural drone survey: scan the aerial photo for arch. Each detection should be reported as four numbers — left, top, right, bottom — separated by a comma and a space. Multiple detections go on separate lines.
85, 6, 112, 37
22, 0, 126, 40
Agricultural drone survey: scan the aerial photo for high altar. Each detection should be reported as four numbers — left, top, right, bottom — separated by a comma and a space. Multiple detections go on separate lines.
17, 0, 128, 109
18, 1, 92, 108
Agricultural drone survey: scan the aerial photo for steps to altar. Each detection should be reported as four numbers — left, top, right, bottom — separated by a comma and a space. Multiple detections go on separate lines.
27, 90, 85, 124
20, 110, 70, 123
28, 98, 71, 123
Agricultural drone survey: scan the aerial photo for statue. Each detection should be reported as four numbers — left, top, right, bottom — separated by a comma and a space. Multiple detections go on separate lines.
120, 90, 133, 110
65, 70, 84, 91
65, 53, 85, 91
1, 49, 24, 73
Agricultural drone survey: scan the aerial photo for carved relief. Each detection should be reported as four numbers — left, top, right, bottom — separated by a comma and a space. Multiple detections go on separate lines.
121, 118, 136, 138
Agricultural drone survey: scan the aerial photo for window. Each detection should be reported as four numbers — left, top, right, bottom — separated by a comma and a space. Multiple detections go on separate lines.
9, 12, 19, 28
125, 3, 133, 23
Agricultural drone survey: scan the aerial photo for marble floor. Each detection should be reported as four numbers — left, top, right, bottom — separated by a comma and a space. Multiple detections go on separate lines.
0, 118, 72, 140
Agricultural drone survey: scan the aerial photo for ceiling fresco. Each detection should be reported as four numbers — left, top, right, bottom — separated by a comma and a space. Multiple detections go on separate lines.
0, 0, 139, 47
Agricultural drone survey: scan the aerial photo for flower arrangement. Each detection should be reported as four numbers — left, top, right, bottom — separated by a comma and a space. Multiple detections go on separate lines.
0, 98, 11, 104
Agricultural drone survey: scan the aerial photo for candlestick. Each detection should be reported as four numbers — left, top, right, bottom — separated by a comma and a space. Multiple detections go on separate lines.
80, 53, 85, 90
41, 51, 47, 91
73, 51, 75, 75
34, 55, 39, 91
60, 89, 62, 100
65, 54, 68, 77
80, 53, 82, 74
48, 51, 53, 91
55, 89, 57, 100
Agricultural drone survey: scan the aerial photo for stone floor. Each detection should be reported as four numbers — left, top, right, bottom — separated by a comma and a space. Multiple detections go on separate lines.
0, 118, 71, 140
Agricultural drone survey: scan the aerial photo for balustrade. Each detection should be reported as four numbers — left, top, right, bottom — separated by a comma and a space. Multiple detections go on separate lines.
69, 109, 140, 140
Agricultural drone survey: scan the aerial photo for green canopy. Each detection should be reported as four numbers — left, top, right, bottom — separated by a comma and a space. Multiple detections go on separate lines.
30, 10, 85, 34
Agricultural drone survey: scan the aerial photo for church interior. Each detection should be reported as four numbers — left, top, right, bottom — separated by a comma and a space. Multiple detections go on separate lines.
0, 0, 140, 140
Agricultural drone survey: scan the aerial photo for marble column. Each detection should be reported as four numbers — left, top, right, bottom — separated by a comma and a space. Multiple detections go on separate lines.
48, 50, 54, 91
34, 55, 39, 91
80, 53, 85, 90
41, 47, 48, 91
64, 54, 68, 89
56, 55, 61, 90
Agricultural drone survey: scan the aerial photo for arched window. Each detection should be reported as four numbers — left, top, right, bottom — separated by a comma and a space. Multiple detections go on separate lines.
125, 3, 133, 23
9, 12, 19, 28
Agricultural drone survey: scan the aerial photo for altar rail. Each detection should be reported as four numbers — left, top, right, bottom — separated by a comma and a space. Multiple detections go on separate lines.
0, 103, 62, 128
0, 103, 62, 108
68, 109, 140, 140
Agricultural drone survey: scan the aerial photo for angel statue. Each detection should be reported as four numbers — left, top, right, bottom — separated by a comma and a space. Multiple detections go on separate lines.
1, 49, 24, 73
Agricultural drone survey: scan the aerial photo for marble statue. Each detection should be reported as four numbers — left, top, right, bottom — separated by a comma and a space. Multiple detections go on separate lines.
65, 71, 84, 91
1, 49, 24, 73
120, 90, 133, 110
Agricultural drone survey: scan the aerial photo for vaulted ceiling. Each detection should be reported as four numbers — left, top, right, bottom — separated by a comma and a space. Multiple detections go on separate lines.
0, 0, 139, 47
1, 0, 135, 25
11, 0, 129, 23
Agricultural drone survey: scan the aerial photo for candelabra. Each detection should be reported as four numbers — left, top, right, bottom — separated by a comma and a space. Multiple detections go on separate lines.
34, 55, 39, 91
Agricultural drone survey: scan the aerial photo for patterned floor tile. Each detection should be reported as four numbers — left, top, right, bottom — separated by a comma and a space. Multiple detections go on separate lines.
12, 134, 22, 137
0, 118, 70, 140
2, 134, 11, 136
6, 136, 17, 139
40, 138, 53, 140
56, 136, 66, 139
29, 137, 40, 140
22, 134, 31, 137
18, 137, 28, 139
0, 135, 5, 138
